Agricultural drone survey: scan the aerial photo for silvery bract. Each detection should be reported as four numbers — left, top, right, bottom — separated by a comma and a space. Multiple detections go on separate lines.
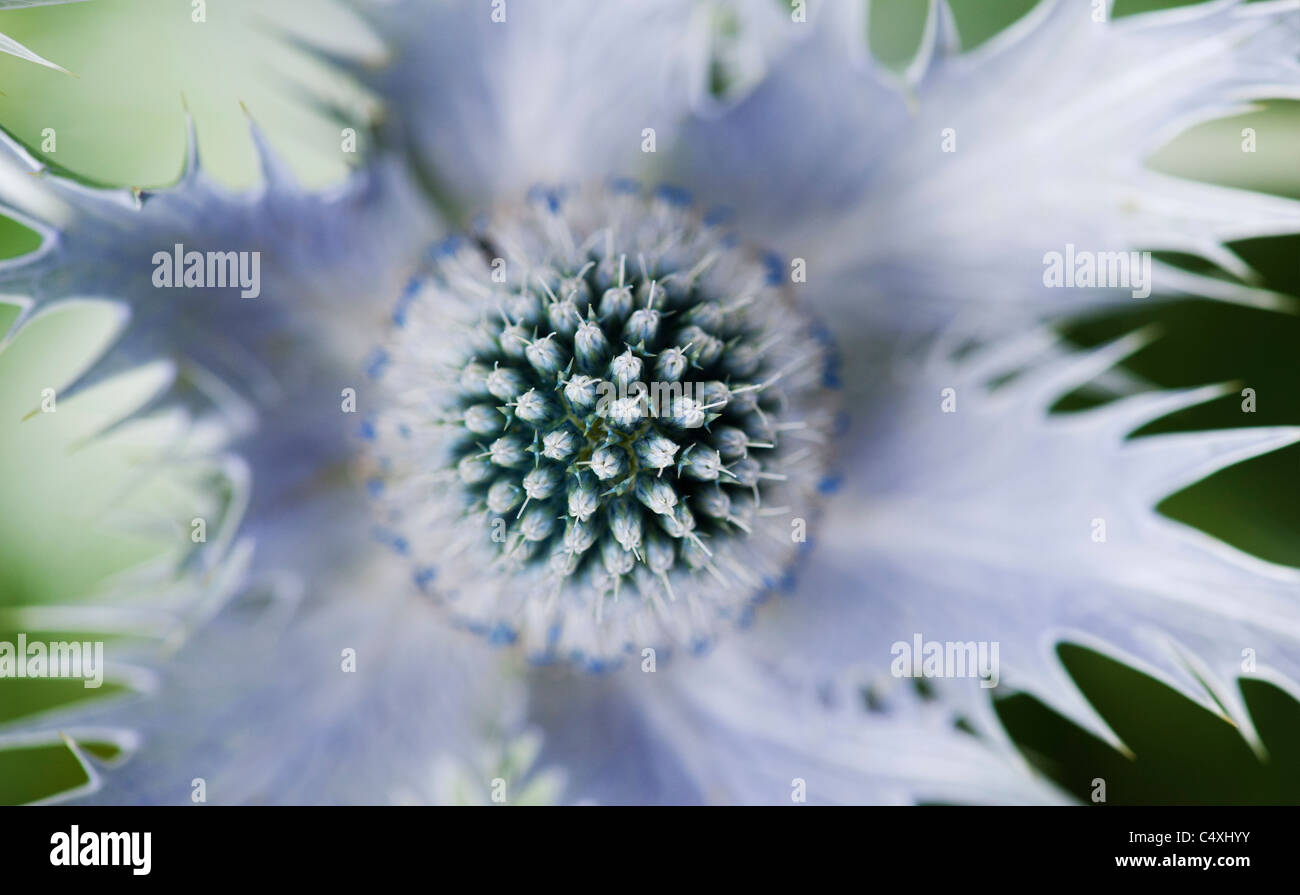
2, 0, 1299, 804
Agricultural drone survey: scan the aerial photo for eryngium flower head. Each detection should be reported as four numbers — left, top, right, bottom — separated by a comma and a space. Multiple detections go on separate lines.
366, 183, 837, 668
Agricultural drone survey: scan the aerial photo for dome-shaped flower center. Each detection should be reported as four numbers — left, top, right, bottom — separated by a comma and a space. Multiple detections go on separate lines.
366, 183, 836, 669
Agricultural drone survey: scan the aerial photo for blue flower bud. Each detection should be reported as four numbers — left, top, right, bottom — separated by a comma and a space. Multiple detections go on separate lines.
514, 387, 558, 425
727, 383, 761, 414
634, 474, 678, 516
683, 301, 725, 332
458, 453, 494, 485
573, 319, 609, 373
637, 280, 665, 310
460, 361, 493, 397
730, 457, 761, 487
657, 271, 693, 303
518, 504, 558, 542
465, 321, 501, 357
606, 496, 643, 553
599, 285, 635, 321
604, 394, 644, 432
588, 445, 628, 481
507, 290, 543, 326
607, 348, 643, 389
567, 476, 600, 521
547, 298, 583, 338
658, 501, 697, 540
654, 346, 690, 382
694, 486, 731, 520
664, 395, 707, 430
698, 380, 730, 412
525, 333, 569, 377
676, 326, 724, 367
487, 479, 524, 514
533, 268, 563, 299
634, 432, 679, 471
488, 435, 530, 468
600, 535, 636, 577
562, 374, 601, 414
594, 254, 622, 290
713, 426, 751, 459
562, 517, 599, 556
499, 323, 531, 359
680, 535, 712, 570
622, 308, 660, 345
645, 528, 676, 576
680, 445, 724, 480
558, 273, 592, 308
486, 365, 528, 400
522, 464, 562, 500
464, 403, 504, 435
541, 423, 581, 461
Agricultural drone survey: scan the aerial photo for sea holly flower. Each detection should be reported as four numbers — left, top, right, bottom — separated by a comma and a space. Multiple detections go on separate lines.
1, 0, 1299, 804
365, 185, 837, 665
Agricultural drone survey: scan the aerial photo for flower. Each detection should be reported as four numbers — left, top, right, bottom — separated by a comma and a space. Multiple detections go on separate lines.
2, 0, 1300, 804
366, 184, 837, 666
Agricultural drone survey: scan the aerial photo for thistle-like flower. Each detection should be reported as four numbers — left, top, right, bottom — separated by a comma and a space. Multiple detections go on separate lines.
4, 0, 1300, 807
367, 185, 836, 666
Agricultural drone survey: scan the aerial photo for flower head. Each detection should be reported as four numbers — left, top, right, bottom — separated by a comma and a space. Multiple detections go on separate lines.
5, 0, 1300, 808
367, 184, 837, 668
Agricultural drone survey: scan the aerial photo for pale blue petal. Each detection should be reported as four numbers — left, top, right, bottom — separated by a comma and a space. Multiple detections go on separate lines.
667, 0, 1300, 327
65, 539, 527, 805
744, 332, 1300, 748
367, 0, 699, 207
524, 642, 1066, 805
0, 117, 435, 524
